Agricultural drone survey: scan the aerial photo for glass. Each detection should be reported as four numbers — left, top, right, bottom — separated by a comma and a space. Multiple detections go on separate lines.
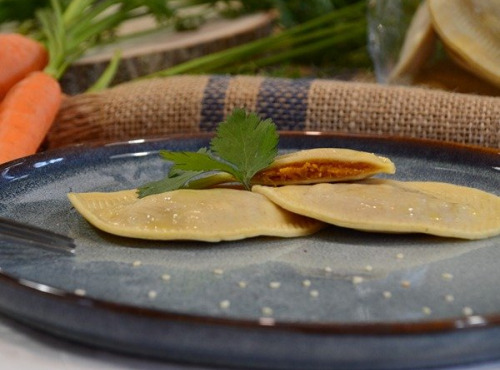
367, 0, 421, 84
367, 0, 500, 96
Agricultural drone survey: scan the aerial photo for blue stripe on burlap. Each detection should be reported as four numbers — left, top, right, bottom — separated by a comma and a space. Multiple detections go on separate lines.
199, 75, 230, 131
256, 78, 312, 131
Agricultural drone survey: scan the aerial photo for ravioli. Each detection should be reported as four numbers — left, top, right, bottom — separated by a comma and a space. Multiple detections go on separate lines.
252, 148, 395, 186
252, 180, 500, 240
429, 0, 500, 88
389, 0, 436, 83
68, 188, 324, 242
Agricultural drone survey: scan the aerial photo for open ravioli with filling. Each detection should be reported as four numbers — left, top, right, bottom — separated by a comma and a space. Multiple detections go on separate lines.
252, 148, 395, 186
68, 188, 324, 242
252, 179, 500, 240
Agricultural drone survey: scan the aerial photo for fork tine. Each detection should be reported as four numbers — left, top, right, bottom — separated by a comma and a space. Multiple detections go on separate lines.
0, 216, 75, 254
0, 216, 74, 244
1, 233, 76, 255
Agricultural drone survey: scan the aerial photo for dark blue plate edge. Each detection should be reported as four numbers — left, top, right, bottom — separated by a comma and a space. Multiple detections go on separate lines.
5, 130, 499, 170
2, 267, 500, 370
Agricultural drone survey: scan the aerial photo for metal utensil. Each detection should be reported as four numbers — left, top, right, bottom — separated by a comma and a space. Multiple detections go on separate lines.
0, 216, 75, 255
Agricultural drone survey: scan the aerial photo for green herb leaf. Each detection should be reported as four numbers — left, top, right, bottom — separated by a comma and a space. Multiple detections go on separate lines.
137, 109, 279, 197
160, 150, 237, 178
137, 169, 201, 198
138, 171, 237, 198
210, 108, 278, 187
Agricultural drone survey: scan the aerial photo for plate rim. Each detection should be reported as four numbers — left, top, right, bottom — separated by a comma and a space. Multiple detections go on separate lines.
46, 130, 500, 156
0, 266, 497, 337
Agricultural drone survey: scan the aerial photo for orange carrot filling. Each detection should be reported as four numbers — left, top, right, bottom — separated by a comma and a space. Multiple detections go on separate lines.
254, 161, 376, 184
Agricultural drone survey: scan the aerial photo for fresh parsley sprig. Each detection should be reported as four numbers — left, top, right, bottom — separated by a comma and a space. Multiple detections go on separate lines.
137, 109, 279, 198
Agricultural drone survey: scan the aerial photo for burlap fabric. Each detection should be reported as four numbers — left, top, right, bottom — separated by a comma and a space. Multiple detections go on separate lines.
48, 75, 500, 149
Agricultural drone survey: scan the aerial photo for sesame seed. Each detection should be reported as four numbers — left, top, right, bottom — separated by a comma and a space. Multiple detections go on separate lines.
310, 290, 319, 298
213, 268, 224, 275
302, 279, 311, 287
422, 306, 432, 315
262, 307, 273, 316
441, 273, 454, 281
396, 253, 404, 260
132, 260, 142, 267
161, 274, 171, 281
444, 294, 455, 303
352, 276, 364, 285
74, 288, 86, 296
383, 291, 392, 299
269, 281, 281, 289
401, 280, 411, 288
238, 281, 247, 288
463, 307, 474, 316
324, 266, 332, 273
219, 300, 230, 309
364, 265, 373, 272
148, 290, 157, 300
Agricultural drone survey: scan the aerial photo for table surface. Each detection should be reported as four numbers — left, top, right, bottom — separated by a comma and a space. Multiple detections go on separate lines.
0, 314, 205, 370
1, 314, 499, 370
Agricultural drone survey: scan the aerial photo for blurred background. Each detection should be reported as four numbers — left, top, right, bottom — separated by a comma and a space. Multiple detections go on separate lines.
1, 0, 498, 96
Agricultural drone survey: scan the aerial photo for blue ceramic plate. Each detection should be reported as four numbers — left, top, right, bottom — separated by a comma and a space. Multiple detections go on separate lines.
0, 132, 499, 369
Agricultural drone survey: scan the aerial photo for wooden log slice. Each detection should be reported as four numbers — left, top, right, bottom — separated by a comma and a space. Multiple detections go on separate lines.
60, 11, 276, 94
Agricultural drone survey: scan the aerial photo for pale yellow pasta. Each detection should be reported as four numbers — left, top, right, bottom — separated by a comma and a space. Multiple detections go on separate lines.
68, 188, 324, 242
253, 179, 500, 240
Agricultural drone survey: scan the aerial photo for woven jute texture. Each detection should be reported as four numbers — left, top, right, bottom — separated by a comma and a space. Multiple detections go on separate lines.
47, 75, 500, 149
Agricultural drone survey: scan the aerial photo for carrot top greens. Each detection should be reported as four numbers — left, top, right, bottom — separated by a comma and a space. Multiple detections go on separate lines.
137, 109, 279, 198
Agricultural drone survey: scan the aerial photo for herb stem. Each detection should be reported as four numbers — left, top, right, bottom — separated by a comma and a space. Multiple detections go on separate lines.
144, 1, 366, 77
226, 23, 366, 73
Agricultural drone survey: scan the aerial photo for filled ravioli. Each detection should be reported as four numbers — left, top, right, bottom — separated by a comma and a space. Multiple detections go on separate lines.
68, 188, 324, 242
252, 148, 395, 186
389, 0, 436, 83
428, 0, 500, 88
252, 179, 500, 240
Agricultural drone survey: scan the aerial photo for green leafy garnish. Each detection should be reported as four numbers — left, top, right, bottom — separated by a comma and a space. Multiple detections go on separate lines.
138, 169, 202, 198
137, 109, 279, 198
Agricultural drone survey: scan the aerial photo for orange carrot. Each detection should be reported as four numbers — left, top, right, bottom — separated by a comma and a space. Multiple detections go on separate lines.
0, 71, 62, 164
0, 33, 49, 102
